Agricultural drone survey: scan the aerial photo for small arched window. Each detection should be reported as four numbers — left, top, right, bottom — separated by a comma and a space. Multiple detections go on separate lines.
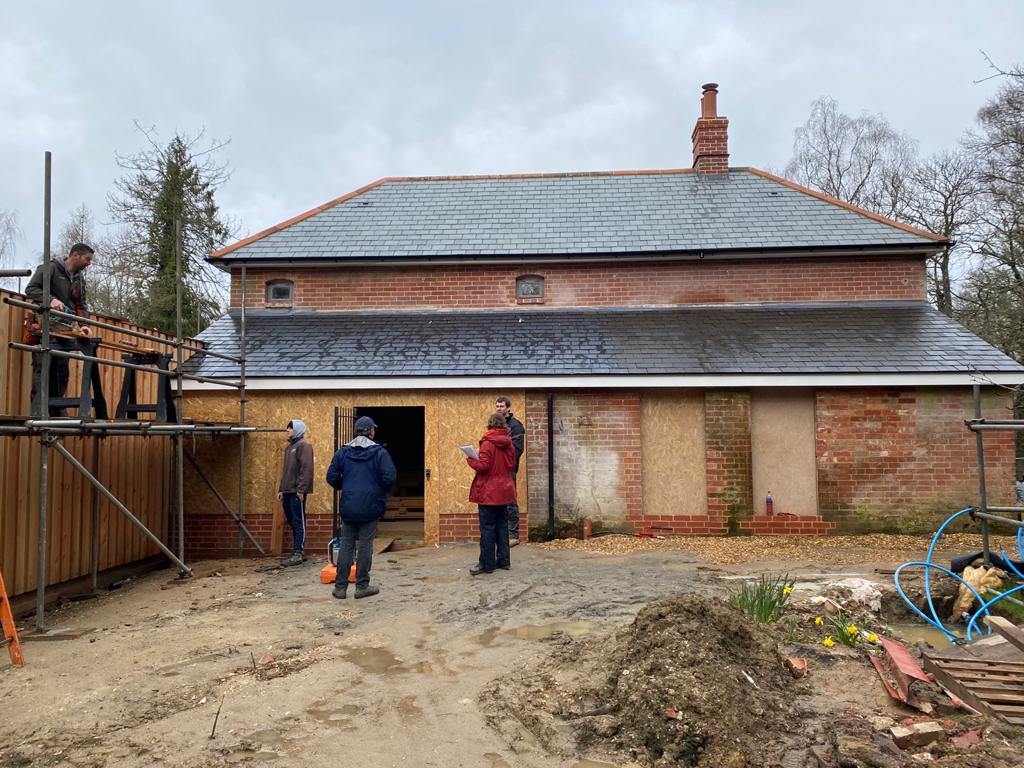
516, 274, 544, 303
265, 280, 294, 306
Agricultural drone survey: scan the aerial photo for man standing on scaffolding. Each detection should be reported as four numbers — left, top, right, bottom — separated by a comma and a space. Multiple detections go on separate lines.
25, 243, 95, 417
277, 419, 314, 566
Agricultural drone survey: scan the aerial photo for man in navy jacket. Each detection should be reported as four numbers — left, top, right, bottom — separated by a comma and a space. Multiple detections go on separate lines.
326, 416, 397, 599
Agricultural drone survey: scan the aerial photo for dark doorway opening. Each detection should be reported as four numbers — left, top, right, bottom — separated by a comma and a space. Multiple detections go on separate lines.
353, 405, 425, 544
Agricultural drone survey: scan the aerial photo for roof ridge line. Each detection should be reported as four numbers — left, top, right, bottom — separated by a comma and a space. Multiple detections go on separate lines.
740, 167, 946, 243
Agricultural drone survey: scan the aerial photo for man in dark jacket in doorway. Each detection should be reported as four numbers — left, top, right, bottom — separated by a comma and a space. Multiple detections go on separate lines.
326, 416, 397, 599
277, 419, 313, 566
495, 396, 525, 545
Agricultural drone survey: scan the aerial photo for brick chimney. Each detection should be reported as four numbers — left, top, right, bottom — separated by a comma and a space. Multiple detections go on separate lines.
691, 82, 729, 175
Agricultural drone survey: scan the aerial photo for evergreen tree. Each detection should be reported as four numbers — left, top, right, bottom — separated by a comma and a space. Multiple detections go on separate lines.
108, 126, 234, 335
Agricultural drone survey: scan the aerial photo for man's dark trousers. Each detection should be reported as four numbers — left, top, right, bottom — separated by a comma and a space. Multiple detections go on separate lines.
281, 493, 306, 553
336, 519, 378, 590
506, 471, 520, 540
30, 338, 77, 417
478, 504, 510, 572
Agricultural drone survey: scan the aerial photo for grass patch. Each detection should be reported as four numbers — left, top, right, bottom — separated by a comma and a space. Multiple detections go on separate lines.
729, 574, 793, 623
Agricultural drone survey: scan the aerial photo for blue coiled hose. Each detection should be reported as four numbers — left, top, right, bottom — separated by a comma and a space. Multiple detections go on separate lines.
893, 506, 1024, 644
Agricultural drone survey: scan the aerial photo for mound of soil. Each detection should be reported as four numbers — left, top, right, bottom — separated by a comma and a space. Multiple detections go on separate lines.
484, 594, 817, 767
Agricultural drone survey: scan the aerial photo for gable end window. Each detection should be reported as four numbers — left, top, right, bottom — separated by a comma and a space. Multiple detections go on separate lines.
516, 275, 545, 303
266, 280, 294, 305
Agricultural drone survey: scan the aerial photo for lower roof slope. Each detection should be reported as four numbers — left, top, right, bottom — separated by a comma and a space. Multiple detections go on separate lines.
185, 302, 1023, 380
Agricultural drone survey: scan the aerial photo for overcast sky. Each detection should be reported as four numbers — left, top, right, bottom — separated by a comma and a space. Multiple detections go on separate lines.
2, 1, 1022, 271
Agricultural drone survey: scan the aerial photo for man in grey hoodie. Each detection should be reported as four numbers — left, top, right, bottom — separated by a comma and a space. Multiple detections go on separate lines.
277, 419, 314, 566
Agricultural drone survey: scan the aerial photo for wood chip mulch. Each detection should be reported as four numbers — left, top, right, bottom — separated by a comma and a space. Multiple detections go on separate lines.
537, 533, 1020, 565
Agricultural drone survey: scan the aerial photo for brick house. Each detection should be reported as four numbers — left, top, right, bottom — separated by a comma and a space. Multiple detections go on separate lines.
182, 84, 1024, 556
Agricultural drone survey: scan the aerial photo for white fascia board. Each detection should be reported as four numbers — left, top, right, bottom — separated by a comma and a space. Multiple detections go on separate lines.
182, 373, 1024, 391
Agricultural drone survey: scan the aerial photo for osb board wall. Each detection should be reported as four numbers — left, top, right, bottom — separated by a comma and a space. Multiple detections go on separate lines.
184, 389, 527, 546
750, 390, 818, 517
0, 288, 180, 597
640, 391, 707, 517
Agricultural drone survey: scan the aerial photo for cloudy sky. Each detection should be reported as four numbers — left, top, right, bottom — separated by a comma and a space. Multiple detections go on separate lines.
2, 1, 1022, 271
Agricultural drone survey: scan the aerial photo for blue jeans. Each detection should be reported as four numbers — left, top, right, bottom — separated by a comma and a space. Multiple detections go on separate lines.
478, 505, 510, 572
336, 519, 378, 590
281, 493, 306, 553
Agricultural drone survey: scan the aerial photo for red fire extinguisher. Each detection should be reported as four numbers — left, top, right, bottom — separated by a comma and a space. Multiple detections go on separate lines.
766, 491, 774, 517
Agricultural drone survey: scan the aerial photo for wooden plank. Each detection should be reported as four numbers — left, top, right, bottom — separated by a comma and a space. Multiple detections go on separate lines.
985, 616, 1024, 654
925, 659, 1000, 721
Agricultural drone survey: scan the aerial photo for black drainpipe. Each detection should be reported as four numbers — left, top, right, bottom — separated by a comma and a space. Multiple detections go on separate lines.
546, 392, 555, 540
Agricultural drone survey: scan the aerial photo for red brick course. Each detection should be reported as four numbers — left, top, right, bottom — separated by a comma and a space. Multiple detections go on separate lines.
739, 515, 838, 535
705, 391, 753, 532
230, 256, 926, 312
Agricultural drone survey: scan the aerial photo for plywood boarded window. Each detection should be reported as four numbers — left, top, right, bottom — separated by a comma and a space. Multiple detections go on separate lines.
641, 391, 707, 517
750, 390, 818, 516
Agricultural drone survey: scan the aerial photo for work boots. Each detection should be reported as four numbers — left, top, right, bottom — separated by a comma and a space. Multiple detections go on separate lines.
280, 551, 304, 567
332, 584, 346, 599
354, 585, 380, 599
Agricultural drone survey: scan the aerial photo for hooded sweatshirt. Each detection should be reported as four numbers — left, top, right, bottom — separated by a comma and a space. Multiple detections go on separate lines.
279, 419, 314, 494
325, 435, 398, 522
467, 428, 516, 505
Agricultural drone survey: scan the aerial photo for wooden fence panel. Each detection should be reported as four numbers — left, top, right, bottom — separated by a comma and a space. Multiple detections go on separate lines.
0, 289, 184, 598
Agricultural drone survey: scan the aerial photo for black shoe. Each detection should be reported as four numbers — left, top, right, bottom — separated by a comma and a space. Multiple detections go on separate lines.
469, 564, 494, 576
332, 585, 347, 599
281, 552, 304, 567
497, 564, 510, 570
354, 585, 380, 599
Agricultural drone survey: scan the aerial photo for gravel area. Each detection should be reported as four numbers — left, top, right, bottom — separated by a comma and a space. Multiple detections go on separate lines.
539, 532, 1020, 565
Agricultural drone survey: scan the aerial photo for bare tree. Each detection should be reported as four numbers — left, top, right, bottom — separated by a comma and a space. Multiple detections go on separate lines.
0, 209, 23, 289
784, 96, 918, 219
901, 149, 981, 315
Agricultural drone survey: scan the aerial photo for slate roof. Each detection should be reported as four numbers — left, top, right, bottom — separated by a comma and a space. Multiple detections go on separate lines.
211, 169, 943, 263
184, 302, 1022, 379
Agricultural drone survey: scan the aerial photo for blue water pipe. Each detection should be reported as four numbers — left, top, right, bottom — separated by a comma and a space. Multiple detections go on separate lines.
893, 506, 1024, 644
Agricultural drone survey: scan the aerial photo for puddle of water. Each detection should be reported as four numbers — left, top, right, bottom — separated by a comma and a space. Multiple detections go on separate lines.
157, 651, 227, 675
483, 752, 511, 768
476, 627, 502, 647
339, 647, 407, 675
507, 621, 593, 641
515, 724, 539, 747
306, 707, 355, 728
886, 623, 958, 648
250, 730, 289, 749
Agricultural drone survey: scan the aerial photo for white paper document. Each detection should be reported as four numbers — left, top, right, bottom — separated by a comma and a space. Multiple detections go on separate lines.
459, 444, 479, 460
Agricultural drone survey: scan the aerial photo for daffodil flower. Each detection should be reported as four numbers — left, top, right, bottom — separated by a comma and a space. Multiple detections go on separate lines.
823, 636, 835, 647
782, 586, 792, 595
846, 625, 858, 635
814, 617, 824, 626
866, 633, 879, 643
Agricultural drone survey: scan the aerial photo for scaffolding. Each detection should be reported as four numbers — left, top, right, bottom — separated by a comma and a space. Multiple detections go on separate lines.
2, 152, 274, 630
966, 382, 1024, 566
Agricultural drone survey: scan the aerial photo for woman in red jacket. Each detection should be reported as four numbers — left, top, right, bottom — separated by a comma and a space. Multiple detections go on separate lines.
466, 412, 517, 575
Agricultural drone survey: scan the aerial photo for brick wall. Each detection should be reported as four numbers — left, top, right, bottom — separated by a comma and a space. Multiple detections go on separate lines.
704, 391, 753, 533
230, 255, 926, 311
524, 392, 642, 537
184, 512, 335, 560
816, 388, 1015, 532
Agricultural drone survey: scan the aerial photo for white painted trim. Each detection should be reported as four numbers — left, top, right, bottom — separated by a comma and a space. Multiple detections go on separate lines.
182, 373, 1024, 391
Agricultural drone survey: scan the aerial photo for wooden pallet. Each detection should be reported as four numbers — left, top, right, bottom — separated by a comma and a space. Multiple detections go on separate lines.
922, 618, 1024, 725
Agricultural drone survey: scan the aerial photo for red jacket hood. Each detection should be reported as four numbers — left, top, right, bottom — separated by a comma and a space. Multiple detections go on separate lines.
482, 429, 513, 447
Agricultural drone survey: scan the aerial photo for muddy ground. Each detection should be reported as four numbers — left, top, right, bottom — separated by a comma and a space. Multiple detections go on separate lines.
1, 536, 1022, 767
